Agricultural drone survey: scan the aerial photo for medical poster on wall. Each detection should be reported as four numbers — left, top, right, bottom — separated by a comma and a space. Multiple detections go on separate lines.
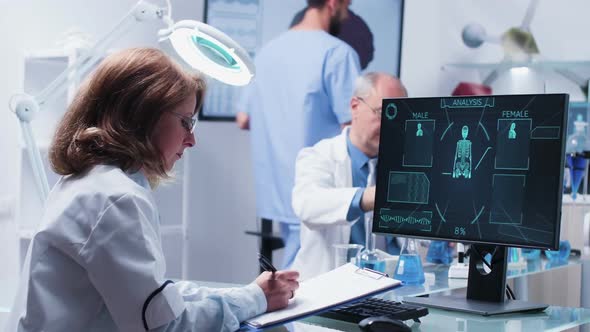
201, 0, 404, 120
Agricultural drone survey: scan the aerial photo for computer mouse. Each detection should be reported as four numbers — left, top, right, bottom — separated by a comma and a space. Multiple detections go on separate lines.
358, 316, 411, 332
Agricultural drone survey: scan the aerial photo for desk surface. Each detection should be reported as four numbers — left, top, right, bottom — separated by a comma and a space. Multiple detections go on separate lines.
276, 306, 590, 332
0, 258, 585, 332
257, 258, 589, 332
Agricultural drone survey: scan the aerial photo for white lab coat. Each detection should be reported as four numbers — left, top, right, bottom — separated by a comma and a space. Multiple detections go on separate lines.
291, 128, 360, 281
7, 165, 266, 332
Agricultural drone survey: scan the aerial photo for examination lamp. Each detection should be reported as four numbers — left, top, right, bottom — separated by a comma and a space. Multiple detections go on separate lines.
159, 20, 254, 86
10, 0, 255, 203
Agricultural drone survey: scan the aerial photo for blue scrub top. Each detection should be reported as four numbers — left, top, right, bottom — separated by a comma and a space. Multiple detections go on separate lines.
241, 29, 360, 223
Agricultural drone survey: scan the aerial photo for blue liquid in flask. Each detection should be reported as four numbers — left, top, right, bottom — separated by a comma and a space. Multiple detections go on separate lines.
394, 254, 425, 284
359, 250, 386, 273
360, 258, 386, 273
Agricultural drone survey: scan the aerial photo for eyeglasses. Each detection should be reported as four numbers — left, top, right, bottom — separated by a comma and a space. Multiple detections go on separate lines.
168, 111, 198, 134
356, 96, 381, 117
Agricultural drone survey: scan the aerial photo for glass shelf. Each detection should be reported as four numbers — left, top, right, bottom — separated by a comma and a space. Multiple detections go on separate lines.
443, 60, 590, 71
570, 101, 590, 107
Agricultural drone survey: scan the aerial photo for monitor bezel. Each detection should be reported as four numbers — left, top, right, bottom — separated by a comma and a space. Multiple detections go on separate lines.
373, 93, 569, 251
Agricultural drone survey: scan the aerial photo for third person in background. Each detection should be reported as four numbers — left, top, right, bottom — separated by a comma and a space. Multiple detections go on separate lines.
291, 72, 407, 280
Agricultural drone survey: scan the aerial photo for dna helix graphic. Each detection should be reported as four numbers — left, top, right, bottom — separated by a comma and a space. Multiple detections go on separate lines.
380, 215, 431, 225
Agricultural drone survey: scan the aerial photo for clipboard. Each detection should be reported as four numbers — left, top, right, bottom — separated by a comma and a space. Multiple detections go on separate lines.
243, 263, 402, 329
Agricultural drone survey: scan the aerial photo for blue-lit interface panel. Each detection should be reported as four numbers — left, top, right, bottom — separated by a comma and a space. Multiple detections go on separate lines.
374, 94, 568, 249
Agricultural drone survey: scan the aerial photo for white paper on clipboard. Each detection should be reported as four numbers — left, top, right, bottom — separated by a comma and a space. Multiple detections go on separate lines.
244, 263, 401, 328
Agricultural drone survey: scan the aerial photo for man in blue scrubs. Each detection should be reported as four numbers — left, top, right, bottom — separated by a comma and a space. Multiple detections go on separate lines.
291, 72, 407, 280
236, 0, 360, 269
290, 8, 374, 70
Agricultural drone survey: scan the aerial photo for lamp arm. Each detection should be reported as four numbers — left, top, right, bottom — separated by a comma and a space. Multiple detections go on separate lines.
36, 1, 165, 107
520, 0, 540, 31
34, 26, 132, 108
10, 0, 165, 203
21, 122, 50, 200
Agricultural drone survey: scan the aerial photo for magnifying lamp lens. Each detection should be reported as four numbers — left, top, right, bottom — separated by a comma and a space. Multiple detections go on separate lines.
193, 36, 238, 69
159, 20, 254, 86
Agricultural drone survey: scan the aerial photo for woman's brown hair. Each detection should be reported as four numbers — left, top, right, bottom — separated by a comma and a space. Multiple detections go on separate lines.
49, 47, 205, 183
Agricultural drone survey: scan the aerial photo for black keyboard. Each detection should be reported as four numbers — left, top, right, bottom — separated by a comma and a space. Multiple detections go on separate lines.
318, 297, 429, 323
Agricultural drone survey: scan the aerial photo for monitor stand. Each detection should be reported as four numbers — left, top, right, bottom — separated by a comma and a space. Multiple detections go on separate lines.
404, 245, 548, 316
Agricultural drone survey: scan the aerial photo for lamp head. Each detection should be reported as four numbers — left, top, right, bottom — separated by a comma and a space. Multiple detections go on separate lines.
158, 20, 255, 86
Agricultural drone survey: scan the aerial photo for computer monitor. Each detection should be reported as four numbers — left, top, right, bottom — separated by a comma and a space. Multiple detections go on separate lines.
373, 93, 569, 315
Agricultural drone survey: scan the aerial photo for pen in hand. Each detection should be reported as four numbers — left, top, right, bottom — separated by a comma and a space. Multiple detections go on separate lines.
255, 253, 300, 311
258, 253, 277, 278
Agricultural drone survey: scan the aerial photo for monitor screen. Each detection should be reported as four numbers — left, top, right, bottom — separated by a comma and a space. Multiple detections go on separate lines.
373, 94, 569, 250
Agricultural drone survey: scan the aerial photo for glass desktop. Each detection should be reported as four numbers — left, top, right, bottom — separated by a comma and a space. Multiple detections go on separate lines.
272, 259, 587, 332
295, 305, 590, 332
373, 94, 569, 315
0, 260, 584, 331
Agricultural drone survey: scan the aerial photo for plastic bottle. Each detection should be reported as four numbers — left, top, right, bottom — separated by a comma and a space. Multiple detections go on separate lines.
394, 238, 425, 284
508, 247, 521, 263
565, 115, 589, 199
566, 115, 588, 154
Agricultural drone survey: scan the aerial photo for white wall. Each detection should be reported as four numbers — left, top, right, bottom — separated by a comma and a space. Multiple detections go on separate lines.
402, 0, 590, 99
0, 0, 260, 296
185, 122, 259, 283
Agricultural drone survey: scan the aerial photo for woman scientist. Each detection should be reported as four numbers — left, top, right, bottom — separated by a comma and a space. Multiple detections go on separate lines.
7, 48, 299, 332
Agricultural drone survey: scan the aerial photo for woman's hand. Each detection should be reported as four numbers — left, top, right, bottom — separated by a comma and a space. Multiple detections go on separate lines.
255, 270, 300, 312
